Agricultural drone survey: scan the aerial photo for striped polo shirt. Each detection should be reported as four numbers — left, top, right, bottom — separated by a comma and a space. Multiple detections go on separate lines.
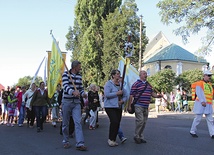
130, 79, 153, 108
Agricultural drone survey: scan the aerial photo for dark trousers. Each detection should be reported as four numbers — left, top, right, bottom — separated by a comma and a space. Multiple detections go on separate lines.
105, 108, 122, 141
96, 110, 99, 123
182, 104, 188, 112
34, 106, 47, 129
83, 108, 90, 123
170, 102, 175, 111
26, 107, 35, 126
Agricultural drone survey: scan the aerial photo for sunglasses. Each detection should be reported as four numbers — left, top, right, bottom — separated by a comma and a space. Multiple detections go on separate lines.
206, 74, 212, 77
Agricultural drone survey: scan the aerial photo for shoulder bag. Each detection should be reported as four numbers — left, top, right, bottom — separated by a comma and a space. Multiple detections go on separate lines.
128, 82, 148, 114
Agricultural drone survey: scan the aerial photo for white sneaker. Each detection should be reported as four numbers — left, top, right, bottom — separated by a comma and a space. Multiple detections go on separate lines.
108, 139, 118, 147
114, 141, 118, 146
121, 137, 127, 144
18, 124, 23, 127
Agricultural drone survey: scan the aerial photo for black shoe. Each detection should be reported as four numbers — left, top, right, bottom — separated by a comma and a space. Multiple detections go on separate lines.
40, 123, 43, 130
134, 137, 141, 144
211, 135, 214, 139
96, 123, 99, 128
141, 139, 147, 143
190, 133, 198, 138
37, 127, 41, 132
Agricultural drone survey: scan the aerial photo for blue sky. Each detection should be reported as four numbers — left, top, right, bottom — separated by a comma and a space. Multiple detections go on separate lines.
0, 0, 212, 87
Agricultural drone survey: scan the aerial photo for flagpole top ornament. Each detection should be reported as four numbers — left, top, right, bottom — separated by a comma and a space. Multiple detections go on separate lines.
124, 31, 134, 58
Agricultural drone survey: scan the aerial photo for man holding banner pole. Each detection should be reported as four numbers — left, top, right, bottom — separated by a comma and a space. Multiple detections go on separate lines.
50, 31, 87, 151
61, 60, 87, 151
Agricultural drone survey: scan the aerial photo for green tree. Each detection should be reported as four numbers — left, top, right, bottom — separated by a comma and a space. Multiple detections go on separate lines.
73, 0, 122, 87
157, 0, 214, 55
16, 76, 43, 88
175, 69, 203, 94
102, 0, 148, 85
65, 19, 83, 62
148, 69, 176, 93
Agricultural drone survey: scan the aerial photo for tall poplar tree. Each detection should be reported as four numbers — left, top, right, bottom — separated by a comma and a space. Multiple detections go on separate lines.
102, 0, 148, 84
65, 19, 82, 61
74, 0, 122, 86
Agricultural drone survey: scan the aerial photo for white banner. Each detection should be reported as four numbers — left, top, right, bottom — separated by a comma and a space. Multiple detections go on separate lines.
118, 57, 139, 96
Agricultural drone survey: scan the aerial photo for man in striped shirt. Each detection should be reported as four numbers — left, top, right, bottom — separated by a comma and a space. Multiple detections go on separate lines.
61, 60, 87, 151
128, 70, 162, 144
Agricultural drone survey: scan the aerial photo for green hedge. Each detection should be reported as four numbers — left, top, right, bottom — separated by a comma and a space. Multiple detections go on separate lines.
188, 101, 194, 111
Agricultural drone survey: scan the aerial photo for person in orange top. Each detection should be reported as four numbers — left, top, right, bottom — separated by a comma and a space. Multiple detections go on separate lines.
190, 70, 214, 138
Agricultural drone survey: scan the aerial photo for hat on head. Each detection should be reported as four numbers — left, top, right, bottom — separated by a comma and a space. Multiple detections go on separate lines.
203, 70, 213, 75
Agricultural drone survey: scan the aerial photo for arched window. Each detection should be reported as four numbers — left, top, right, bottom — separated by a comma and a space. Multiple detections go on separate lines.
176, 62, 182, 76
202, 65, 207, 72
155, 62, 160, 72
147, 68, 150, 76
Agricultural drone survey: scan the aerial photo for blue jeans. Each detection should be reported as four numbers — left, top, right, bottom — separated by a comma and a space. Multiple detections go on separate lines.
118, 127, 124, 140
34, 106, 47, 129
18, 104, 26, 125
175, 102, 181, 112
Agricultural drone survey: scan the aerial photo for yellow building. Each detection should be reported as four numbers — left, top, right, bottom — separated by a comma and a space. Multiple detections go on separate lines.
142, 32, 207, 76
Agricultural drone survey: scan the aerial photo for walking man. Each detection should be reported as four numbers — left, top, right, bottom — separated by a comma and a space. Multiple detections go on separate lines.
128, 70, 162, 144
190, 70, 214, 138
61, 60, 87, 150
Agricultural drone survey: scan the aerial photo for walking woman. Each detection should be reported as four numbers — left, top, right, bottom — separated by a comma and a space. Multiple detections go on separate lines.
23, 83, 37, 128
104, 69, 128, 147
30, 82, 49, 132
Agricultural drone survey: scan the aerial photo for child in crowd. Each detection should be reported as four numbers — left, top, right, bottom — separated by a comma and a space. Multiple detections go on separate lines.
7, 88, 17, 127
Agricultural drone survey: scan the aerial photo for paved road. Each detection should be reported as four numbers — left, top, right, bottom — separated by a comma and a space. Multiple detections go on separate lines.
0, 111, 214, 155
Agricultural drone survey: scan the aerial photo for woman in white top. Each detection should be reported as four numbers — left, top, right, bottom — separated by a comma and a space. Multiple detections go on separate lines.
22, 83, 37, 128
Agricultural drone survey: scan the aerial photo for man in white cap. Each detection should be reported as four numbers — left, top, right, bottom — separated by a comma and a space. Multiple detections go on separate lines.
190, 70, 214, 138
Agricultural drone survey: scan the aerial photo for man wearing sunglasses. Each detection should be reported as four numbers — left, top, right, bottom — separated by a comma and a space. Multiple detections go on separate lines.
190, 70, 214, 139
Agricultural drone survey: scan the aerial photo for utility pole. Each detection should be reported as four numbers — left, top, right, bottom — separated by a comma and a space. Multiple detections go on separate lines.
138, 15, 143, 71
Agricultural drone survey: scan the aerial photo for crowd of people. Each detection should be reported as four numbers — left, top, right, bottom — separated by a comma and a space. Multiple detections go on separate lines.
0, 60, 214, 151
154, 89, 189, 113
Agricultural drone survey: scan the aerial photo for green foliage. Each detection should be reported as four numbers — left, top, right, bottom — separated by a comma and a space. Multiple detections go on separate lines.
66, 0, 148, 87
65, 19, 83, 62
147, 68, 206, 96
148, 69, 176, 93
157, 0, 214, 55
175, 69, 203, 93
101, 0, 148, 85
16, 76, 43, 88
72, 0, 123, 87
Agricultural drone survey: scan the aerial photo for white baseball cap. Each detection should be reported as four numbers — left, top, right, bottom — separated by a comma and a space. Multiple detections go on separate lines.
203, 70, 213, 75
